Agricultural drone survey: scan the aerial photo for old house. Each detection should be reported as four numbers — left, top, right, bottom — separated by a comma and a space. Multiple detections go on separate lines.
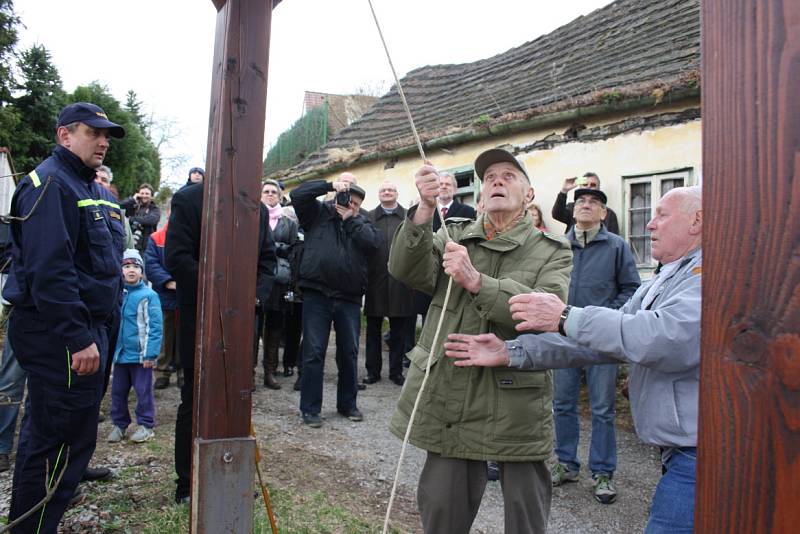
270, 0, 701, 273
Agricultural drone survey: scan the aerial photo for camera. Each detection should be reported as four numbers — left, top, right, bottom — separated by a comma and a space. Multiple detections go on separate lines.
335, 190, 351, 207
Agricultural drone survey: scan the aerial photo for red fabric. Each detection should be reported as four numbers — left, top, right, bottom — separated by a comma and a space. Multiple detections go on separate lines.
150, 223, 168, 247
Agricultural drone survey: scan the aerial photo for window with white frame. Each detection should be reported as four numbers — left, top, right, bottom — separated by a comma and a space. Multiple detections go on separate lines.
623, 169, 693, 266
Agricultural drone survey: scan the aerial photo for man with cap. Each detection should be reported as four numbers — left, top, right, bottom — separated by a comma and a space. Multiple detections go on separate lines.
387, 149, 572, 533
186, 167, 204, 186
548, 187, 640, 504
3, 102, 126, 532
290, 175, 381, 428
552, 172, 620, 235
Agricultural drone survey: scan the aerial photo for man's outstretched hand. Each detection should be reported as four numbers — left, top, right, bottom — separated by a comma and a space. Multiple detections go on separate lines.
444, 333, 509, 367
509, 292, 566, 332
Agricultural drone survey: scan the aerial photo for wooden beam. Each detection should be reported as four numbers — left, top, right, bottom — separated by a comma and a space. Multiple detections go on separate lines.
192, 0, 273, 530
698, 1, 800, 532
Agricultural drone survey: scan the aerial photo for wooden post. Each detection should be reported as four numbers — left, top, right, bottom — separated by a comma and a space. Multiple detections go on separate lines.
698, 1, 800, 532
192, 1, 276, 531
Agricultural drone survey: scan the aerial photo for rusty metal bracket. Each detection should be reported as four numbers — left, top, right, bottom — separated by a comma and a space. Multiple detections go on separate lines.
192, 437, 256, 533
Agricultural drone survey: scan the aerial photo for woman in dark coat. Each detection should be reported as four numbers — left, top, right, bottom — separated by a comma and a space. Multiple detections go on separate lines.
256, 180, 298, 389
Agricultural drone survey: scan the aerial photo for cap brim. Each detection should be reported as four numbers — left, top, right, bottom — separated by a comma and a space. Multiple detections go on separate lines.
84, 117, 126, 138
474, 148, 528, 181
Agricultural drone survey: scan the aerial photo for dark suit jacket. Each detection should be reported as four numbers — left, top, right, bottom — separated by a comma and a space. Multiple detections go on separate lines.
432, 199, 477, 231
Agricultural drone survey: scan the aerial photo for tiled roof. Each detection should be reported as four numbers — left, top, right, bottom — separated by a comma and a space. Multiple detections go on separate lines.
275, 0, 700, 180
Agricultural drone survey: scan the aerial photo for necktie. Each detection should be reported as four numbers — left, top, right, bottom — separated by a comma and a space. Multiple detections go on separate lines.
441, 206, 448, 219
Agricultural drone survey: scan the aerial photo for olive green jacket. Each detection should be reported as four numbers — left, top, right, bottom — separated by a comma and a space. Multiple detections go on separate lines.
388, 211, 572, 461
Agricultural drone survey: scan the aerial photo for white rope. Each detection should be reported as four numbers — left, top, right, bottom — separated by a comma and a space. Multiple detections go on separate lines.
365, 2, 460, 532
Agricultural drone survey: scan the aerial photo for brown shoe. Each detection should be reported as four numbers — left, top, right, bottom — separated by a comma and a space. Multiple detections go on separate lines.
263, 373, 281, 390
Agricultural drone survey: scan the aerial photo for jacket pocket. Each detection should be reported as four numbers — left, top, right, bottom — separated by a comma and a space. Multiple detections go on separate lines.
87, 223, 117, 276
492, 370, 548, 442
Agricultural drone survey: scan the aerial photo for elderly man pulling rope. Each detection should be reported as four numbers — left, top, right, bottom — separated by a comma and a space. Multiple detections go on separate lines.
387, 148, 573, 534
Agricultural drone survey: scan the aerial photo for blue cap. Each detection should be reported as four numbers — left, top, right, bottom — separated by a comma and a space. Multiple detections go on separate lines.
57, 102, 126, 139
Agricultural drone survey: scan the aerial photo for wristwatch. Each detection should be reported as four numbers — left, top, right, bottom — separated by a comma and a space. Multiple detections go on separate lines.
558, 305, 572, 336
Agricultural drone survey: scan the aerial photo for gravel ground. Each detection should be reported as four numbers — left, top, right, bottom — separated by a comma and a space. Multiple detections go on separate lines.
1, 330, 661, 533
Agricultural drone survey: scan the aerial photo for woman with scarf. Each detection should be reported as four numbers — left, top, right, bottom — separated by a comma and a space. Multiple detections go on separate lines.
255, 180, 299, 389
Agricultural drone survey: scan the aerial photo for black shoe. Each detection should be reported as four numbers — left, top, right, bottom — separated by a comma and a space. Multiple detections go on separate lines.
302, 413, 323, 428
357, 383, 366, 390
362, 375, 381, 385
81, 466, 112, 482
389, 375, 405, 386
69, 485, 85, 508
154, 376, 170, 390
97, 413, 106, 423
283, 367, 294, 377
263, 373, 282, 390
0, 453, 10, 473
487, 461, 500, 482
175, 493, 190, 505
403, 356, 411, 368
293, 375, 302, 391
339, 408, 363, 422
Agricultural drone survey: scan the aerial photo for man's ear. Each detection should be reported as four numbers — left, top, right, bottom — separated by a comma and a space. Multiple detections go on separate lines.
56, 126, 70, 147
689, 209, 703, 235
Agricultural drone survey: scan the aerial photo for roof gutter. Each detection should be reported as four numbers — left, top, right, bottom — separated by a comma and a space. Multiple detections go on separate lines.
277, 86, 700, 187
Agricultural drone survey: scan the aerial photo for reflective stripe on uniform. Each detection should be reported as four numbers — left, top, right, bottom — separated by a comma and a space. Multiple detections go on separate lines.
66, 348, 72, 388
30, 170, 42, 188
37, 443, 67, 534
77, 199, 120, 210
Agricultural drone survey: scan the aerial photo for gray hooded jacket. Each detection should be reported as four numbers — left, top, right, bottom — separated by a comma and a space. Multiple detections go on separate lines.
507, 248, 701, 449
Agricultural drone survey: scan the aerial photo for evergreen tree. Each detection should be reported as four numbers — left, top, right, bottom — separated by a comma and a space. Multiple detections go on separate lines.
0, 0, 20, 152
12, 44, 66, 172
70, 83, 161, 197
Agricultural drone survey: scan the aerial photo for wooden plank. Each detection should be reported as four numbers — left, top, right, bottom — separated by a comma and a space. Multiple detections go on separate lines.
698, 1, 800, 532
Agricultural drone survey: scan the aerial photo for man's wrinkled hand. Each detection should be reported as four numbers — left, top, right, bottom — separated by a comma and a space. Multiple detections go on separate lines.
72, 343, 100, 375
509, 292, 566, 332
442, 242, 481, 293
415, 163, 440, 207
444, 333, 509, 367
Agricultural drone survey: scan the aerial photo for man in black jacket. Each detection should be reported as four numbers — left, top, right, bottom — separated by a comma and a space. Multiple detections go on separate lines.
363, 180, 414, 387
121, 183, 161, 251
551, 172, 620, 235
164, 182, 276, 504
291, 178, 381, 428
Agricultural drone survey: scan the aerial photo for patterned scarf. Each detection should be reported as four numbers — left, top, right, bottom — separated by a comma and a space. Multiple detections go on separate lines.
483, 208, 526, 240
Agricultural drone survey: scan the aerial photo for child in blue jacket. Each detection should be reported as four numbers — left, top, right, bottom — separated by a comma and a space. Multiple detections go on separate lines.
109, 249, 163, 443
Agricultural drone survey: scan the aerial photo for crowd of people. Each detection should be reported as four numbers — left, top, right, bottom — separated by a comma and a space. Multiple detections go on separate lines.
0, 101, 702, 534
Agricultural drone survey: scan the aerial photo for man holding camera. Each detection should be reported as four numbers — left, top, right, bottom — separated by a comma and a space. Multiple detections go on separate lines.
121, 183, 161, 251
291, 175, 381, 428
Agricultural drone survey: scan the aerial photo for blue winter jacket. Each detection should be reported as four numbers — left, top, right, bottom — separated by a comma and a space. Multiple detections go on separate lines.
114, 280, 163, 364
565, 225, 641, 309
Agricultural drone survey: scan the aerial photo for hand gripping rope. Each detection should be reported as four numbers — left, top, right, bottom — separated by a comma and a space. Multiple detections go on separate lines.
365, 2, 458, 532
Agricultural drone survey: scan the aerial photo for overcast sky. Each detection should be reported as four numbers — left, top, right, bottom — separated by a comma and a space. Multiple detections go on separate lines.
16, 0, 611, 187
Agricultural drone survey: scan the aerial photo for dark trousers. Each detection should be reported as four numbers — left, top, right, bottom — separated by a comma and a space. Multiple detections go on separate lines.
365, 316, 412, 379
299, 290, 359, 416
155, 309, 178, 379
174, 304, 196, 500
111, 363, 155, 429
262, 309, 284, 374
283, 302, 302, 371
417, 452, 551, 534
8, 317, 108, 534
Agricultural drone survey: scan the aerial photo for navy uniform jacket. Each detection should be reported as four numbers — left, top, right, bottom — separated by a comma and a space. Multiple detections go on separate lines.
3, 145, 124, 358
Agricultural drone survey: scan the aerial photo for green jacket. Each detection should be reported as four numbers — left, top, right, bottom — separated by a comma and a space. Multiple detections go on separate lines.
388, 211, 572, 461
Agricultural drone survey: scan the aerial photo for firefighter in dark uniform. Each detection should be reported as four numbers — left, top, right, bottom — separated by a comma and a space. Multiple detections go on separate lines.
3, 102, 125, 533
